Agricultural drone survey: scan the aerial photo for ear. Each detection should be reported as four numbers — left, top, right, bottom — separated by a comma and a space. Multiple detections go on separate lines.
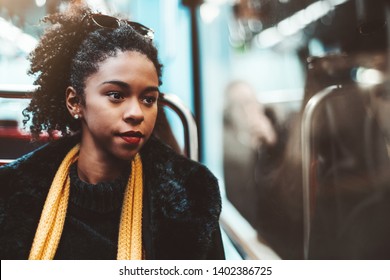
66, 86, 83, 119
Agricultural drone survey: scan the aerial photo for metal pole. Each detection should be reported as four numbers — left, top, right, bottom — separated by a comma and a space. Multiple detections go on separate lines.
301, 85, 341, 259
183, 0, 203, 162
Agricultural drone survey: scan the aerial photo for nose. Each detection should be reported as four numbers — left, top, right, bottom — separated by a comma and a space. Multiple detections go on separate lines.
123, 98, 144, 124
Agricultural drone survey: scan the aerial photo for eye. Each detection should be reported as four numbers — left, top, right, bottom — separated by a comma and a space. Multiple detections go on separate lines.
142, 96, 157, 105
107, 91, 124, 101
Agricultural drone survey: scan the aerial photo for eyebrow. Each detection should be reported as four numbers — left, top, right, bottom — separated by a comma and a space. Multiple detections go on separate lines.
101, 80, 130, 89
101, 80, 160, 94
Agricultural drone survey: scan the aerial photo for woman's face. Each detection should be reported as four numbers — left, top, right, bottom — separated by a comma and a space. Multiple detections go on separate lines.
78, 50, 159, 161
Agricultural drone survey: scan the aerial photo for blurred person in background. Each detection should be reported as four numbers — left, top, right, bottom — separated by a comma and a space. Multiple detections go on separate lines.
223, 80, 277, 227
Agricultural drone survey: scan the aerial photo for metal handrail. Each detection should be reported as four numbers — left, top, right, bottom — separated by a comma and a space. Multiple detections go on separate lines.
0, 159, 13, 166
301, 85, 341, 259
220, 199, 281, 260
0, 85, 198, 161
159, 93, 198, 161
0, 84, 35, 98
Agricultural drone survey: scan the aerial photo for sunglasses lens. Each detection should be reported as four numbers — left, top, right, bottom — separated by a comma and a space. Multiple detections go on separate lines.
128, 22, 154, 39
91, 14, 119, 28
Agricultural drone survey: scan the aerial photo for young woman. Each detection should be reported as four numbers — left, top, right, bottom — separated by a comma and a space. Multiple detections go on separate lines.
0, 3, 224, 260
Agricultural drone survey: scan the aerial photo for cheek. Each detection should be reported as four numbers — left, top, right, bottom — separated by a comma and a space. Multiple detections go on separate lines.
145, 108, 158, 132
82, 102, 114, 130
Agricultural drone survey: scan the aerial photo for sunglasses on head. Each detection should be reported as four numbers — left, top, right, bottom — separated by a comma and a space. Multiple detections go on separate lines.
82, 13, 154, 40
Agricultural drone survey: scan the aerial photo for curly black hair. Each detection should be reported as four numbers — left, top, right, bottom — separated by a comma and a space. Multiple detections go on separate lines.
23, 3, 163, 139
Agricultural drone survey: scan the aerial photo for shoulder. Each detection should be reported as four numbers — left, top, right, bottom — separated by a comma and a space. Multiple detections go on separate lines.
142, 136, 219, 192
0, 135, 78, 173
0, 135, 80, 258
0, 135, 79, 196
141, 137, 222, 216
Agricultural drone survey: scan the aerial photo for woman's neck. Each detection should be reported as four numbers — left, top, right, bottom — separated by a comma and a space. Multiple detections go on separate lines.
77, 141, 128, 185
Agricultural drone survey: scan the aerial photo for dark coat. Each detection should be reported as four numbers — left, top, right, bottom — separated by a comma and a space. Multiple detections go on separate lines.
0, 135, 225, 259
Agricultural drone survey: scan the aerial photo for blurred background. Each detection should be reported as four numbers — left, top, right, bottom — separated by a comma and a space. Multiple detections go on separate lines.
2, 0, 390, 259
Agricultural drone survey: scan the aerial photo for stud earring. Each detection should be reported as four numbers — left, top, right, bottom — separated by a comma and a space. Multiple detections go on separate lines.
74, 114, 80, 120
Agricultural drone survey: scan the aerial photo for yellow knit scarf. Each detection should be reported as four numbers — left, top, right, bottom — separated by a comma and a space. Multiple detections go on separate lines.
28, 144, 143, 260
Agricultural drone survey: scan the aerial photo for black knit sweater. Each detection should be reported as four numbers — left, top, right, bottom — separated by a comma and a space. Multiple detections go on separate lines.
54, 163, 129, 259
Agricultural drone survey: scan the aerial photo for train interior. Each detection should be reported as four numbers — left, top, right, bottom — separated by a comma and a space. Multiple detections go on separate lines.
1, 0, 390, 259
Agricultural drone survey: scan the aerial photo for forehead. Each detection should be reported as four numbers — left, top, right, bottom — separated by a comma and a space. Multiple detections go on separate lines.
99, 51, 155, 74
86, 50, 158, 84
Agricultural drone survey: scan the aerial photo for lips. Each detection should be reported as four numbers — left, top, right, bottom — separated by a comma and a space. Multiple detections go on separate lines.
118, 131, 144, 145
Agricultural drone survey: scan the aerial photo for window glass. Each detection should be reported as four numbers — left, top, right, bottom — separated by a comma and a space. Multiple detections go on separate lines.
199, 0, 390, 259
